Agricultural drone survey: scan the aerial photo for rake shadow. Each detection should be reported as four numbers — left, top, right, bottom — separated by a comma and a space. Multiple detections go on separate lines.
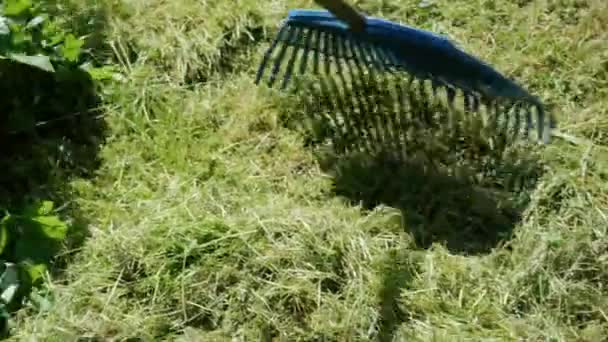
302, 88, 545, 341
279, 76, 545, 256
319, 148, 541, 255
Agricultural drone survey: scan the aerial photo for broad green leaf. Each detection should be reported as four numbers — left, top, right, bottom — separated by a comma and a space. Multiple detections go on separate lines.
24, 263, 46, 285
0, 212, 11, 225
3, 0, 32, 16
60, 33, 83, 62
31, 215, 67, 240
0, 224, 7, 255
36, 201, 54, 216
0, 214, 12, 255
22, 200, 51, 217
6, 53, 54, 72
41, 21, 64, 46
14, 213, 63, 264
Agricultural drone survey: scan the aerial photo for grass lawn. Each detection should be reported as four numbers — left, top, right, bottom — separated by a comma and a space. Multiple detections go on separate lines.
8, 0, 608, 340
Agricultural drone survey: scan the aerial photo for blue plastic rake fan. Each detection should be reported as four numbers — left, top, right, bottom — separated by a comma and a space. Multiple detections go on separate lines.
254, 5, 556, 153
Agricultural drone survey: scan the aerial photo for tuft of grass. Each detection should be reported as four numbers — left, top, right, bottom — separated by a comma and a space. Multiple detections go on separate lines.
8, 0, 608, 340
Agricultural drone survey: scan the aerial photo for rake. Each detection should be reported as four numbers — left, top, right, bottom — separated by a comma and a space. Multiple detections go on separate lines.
254, 0, 556, 156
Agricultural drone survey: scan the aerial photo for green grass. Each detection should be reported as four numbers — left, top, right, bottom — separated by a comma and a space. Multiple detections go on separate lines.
9, 0, 608, 340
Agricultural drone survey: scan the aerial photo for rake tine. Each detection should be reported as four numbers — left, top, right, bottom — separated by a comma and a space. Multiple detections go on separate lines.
326, 73, 355, 153
376, 48, 403, 156
430, 79, 440, 98
445, 86, 458, 137
299, 28, 314, 76
281, 27, 303, 90
523, 102, 533, 140
309, 32, 347, 152
536, 102, 546, 142
471, 94, 480, 112
322, 31, 351, 152
480, 98, 498, 145
524, 102, 536, 141
344, 37, 376, 153
356, 50, 384, 152
431, 79, 452, 135
494, 102, 508, 145
381, 47, 399, 72
326, 42, 361, 150
335, 32, 350, 60
461, 92, 473, 134
497, 101, 508, 138
309, 29, 328, 132
471, 93, 482, 132
498, 101, 512, 140
350, 39, 386, 150
328, 32, 363, 152
255, 24, 288, 85
545, 104, 556, 143
418, 78, 434, 127
463, 92, 471, 113
362, 41, 381, 71
321, 76, 352, 153
353, 38, 372, 70
389, 79, 410, 160
308, 82, 333, 143
312, 29, 321, 75
393, 80, 409, 160
340, 36, 368, 152
348, 38, 365, 68
513, 101, 522, 142
373, 46, 403, 156
268, 26, 297, 87
331, 33, 356, 116
363, 43, 392, 150
490, 100, 504, 143
405, 75, 419, 130
322, 31, 332, 75
297, 29, 324, 142
490, 100, 508, 150
500, 101, 516, 147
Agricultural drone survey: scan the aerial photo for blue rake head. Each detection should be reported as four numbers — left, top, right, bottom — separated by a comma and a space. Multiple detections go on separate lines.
255, 9, 555, 146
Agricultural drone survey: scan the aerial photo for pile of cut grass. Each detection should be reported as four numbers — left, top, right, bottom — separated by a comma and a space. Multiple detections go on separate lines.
10, 0, 608, 340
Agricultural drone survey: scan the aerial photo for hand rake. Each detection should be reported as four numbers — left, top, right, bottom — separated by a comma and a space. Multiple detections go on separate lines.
254, 0, 556, 157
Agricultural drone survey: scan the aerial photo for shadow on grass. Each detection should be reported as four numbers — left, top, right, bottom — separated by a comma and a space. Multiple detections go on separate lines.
0, 43, 107, 336
317, 147, 542, 255
278, 77, 545, 256
372, 248, 416, 342
267, 60, 547, 340
320, 147, 543, 340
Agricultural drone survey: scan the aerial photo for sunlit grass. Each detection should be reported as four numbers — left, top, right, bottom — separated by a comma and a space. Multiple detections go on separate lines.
10, 0, 608, 340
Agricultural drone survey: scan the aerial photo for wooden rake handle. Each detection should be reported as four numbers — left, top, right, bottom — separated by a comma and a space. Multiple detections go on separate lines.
313, 0, 367, 32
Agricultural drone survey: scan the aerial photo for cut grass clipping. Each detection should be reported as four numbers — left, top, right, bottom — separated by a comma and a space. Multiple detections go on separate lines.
6, 0, 608, 340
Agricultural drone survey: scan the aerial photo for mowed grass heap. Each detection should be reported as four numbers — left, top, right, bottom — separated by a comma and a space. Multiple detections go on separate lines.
12, 0, 608, 340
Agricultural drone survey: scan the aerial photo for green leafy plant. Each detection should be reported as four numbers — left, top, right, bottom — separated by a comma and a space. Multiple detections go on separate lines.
0, 0, 86, 72
0, 200, 68, 336
0, 1, 115, 337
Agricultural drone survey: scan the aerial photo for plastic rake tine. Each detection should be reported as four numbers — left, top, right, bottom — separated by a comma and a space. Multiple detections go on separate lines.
255, 0, 556, 144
